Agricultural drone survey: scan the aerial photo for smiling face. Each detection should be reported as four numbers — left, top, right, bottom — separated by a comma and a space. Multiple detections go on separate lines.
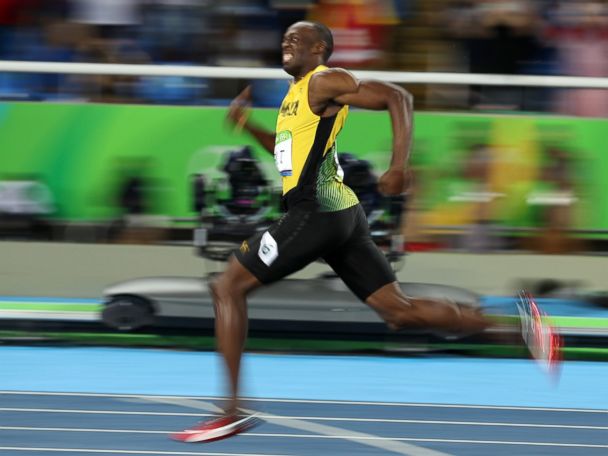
281, 22, 325, 79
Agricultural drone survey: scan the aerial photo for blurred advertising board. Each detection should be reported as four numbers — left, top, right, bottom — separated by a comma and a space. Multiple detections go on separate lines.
0, 102, 602, 233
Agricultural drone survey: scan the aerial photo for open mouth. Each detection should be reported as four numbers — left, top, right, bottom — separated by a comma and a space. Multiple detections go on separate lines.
282, 53, 293, 64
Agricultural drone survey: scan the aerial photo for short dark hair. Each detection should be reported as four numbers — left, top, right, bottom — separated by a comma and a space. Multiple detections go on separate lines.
309, 21, 334, 63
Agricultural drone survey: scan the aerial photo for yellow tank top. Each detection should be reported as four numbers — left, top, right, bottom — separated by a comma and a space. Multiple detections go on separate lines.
275, 65, 359, 212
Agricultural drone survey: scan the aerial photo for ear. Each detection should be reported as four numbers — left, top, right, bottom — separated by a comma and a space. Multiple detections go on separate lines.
313, 41, 326, 57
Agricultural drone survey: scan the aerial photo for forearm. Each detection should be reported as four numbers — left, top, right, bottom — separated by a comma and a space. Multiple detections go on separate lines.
387, 88, 413, 169
227, 88, 276, 155
242, 121, 276, 155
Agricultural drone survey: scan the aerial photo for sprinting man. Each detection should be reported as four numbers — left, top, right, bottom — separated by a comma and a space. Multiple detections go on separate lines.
171, 21, 559, 443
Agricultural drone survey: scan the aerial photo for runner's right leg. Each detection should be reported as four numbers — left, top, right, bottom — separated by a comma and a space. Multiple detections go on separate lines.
210, 256, 262, 414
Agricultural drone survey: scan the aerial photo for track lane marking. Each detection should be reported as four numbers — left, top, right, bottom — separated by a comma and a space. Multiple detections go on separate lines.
1, 408, 607, 430
0, 448, 288, 455
2, 391, 606, 413
148, 396, 453, 456
1, 428, 607, 449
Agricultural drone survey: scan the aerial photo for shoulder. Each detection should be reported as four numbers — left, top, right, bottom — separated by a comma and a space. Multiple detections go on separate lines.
311, 67, 358, 85
309, 67, 359, 97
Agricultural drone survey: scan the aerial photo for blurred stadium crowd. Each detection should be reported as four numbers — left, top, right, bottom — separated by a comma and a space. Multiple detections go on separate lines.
0, 0, 606, 255
0, 0, 607, 114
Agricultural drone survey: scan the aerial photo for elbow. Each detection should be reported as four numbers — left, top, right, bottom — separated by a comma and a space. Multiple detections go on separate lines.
405, 91, 413, 117
396, 87, 413, 110
388, 86, 413, 112
405, 91, 413, 109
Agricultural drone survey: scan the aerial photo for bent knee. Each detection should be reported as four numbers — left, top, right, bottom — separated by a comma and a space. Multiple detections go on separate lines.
384, 317, 403, 332
382, 309, 427, 332
367, 293, 433, 331
366, 293, 422, 331
209, 259, 261, 300
210, 274, 245, 302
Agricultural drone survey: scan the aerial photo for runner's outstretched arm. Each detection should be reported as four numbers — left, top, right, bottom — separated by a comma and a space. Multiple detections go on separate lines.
226, 85, 276, 155
310, 70, 413, 196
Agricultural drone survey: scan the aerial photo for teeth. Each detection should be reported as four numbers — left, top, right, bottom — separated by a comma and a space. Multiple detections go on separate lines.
283, 54, 293, 63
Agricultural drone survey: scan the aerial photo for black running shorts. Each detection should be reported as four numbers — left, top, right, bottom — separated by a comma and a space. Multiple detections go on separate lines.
234, 204, 396, 301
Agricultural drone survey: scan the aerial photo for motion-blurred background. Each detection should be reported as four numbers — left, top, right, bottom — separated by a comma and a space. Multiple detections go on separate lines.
0, 0, 607, 354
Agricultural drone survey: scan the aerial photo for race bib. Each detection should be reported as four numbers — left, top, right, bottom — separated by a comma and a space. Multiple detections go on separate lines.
258, 231, 279, 266
274, 130, 293, 176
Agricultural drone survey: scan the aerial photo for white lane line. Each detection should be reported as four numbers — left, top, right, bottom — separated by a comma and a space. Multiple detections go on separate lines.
0, 407, 205, 417
2, 391, 606, 413
150, 396, 453, 456
1, 428, 607, 449
0, 448, 288, 456
0, 426, 165, 433
252, 435, 608, 448
1, 408, 607, 430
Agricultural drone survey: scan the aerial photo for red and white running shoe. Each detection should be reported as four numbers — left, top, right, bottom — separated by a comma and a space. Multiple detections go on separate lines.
517, 291, 563, 379
170, 413, 260, 443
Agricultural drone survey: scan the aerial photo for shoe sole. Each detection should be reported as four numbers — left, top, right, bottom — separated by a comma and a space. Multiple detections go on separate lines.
517, 290, 562, 379
170, 415, 261, 443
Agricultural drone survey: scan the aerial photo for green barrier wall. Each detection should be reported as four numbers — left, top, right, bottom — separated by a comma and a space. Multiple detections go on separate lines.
0, 102, 605, 230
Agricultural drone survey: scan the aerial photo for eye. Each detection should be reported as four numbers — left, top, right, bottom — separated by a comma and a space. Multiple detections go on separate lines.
283, 35, 298, 45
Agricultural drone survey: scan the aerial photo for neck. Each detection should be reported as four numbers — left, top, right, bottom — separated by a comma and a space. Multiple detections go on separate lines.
294, 62, 323, 83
